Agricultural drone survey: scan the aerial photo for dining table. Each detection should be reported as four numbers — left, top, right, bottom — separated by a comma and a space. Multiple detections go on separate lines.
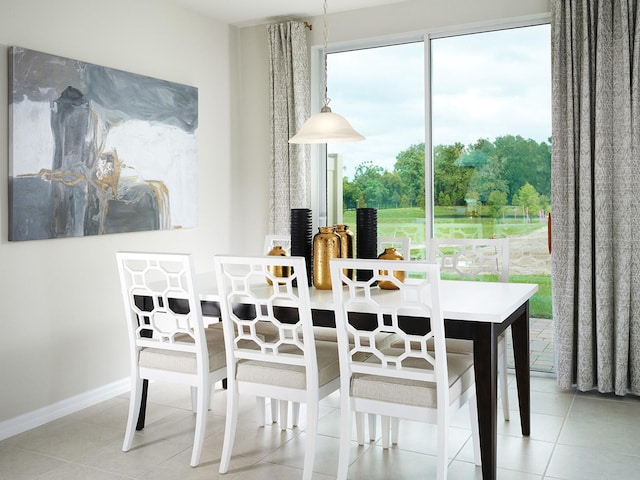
136, 271, 537, 480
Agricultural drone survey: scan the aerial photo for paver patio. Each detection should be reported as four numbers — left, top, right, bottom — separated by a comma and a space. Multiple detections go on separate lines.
505, 316, 554, 374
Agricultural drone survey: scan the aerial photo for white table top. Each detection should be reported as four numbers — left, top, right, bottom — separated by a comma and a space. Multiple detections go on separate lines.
197, 272, 538, 324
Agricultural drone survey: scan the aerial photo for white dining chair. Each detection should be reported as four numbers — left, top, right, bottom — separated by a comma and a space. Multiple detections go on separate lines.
214, 254, 340, 479
116, 252, 227, 467
381, 237, 512, 447
329, 258, 480, 480
312, 234, 411, 445
429, 237, 511, 421
263, 234, 307, 429
340, 235, 409, 442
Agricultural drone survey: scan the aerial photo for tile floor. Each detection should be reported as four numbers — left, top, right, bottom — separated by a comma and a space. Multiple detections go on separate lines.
2, 374, 640, 479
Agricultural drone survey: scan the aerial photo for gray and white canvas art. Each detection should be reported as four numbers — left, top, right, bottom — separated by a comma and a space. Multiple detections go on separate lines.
9, 46, 198, 241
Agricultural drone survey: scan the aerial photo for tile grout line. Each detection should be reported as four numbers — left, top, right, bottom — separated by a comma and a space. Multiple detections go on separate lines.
540, 389, 577, 479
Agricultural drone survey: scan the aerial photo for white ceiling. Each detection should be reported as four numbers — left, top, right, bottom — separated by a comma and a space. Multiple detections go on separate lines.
170, 0, 411, 27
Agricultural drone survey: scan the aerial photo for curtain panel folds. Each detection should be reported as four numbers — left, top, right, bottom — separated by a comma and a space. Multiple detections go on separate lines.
267, 21, 311, 235
551, 0, 640, 395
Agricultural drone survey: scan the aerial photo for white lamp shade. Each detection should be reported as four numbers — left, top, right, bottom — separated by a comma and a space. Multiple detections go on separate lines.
289, 110, 365, 144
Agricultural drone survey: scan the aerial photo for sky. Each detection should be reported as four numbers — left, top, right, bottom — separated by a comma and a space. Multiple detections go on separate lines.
326, 24, 552, 180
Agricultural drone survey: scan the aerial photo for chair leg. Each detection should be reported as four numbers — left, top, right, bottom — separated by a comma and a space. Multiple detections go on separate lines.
292, 402, 300, 427
190, 381, 210, 467
391, 417, 399, 445
498, 335, 510, 421
337, 402, 352, 480
302, 399, 319, 480
279, 399, 288, 431
219, 381, 239, 474
123, 376, 143, 452
368, 413, 377, 442
381, 416, 390, 449
270, 398, 278, 423
256, 397, 266, 426
436, 409, 449, 480
355, 411, 364, 445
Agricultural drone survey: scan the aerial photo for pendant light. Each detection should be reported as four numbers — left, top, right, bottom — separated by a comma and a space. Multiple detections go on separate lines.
289, 0, 365, 144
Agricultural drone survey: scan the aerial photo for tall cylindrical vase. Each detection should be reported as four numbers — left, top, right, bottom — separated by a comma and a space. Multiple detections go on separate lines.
335, 224, 355, 281
290, 208, 313, 286
313, 226, 341, 290
356, 208, 378, 280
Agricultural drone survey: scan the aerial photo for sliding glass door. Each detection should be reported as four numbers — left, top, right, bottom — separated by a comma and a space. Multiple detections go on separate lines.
325, 21, 552, 372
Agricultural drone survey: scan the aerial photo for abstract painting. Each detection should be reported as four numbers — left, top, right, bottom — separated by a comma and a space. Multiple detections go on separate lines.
8, 47, 198, 241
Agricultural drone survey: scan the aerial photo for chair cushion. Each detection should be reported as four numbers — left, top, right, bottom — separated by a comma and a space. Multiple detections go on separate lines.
350, 349, 474, 408
390, 335, 504, 353
139, 327, 226, 374
313, 326, 397, 349
209, 320, 282, 343
253, 321, 284, 342
236, 340, 340, 389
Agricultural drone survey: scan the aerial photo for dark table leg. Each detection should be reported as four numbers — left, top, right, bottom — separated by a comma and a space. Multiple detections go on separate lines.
136, 379, 148, 430
511, 302, 531, 436
473, 322, 498, 480
472, 302, 531, 479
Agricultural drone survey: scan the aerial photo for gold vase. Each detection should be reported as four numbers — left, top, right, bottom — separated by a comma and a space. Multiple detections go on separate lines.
266, 245, 290, 285
334, 224, 355, 280
377, 247, 405, 290
313, 226, 341, 290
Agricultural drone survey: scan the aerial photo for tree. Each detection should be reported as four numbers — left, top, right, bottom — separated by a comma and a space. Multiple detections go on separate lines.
487, 190, 508, 218
351, 161, 386, 208
341, 136, 551, 214
467, 155, 509, 204
433, 142, 472, 206
380, 171, 403, 208
342, 177, 360, 209
394, 143, 425, 208
438, 191, 451, 206
512, 182, 541, 215
493, 135, 551, 204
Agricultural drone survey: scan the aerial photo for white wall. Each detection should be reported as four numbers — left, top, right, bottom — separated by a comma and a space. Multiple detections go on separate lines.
0, 0, 233, 429
232, 0, 551, 255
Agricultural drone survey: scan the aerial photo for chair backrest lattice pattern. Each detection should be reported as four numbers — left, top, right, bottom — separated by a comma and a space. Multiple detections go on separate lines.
117, 252, 206, 357
377, 236, 411, 260
429, 238, 509, 283
214, 255, 315, 369
329, 258, 446, 385
263, 235, 292, 255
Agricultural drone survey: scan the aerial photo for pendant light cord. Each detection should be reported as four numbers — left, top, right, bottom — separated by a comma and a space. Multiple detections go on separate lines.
321, 0, 331, 112
288, 0, 365, 143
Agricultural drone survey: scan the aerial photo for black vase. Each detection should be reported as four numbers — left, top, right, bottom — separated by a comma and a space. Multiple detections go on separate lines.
356, 208, 378, 280
290, 208, 313, 286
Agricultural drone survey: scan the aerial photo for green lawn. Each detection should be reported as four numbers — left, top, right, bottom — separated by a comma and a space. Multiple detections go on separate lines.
510, 274, 552, 319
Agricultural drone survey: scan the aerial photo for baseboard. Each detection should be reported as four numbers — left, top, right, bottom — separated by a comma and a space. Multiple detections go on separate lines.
0, 377, 130, 441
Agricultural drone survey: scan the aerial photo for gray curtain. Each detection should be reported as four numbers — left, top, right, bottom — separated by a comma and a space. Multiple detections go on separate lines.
267, 21, 311, 235
551, 0, 640, 395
